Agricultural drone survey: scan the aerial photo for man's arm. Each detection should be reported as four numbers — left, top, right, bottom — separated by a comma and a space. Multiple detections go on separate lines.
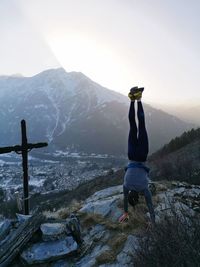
119, 185, 129, 223
144, 188, 155, 223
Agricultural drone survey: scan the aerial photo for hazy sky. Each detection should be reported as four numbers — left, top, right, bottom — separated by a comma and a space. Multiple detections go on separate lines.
1, 0, 200, 105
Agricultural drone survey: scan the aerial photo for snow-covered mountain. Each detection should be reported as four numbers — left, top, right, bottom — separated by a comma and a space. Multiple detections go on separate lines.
0, 68, 193, 155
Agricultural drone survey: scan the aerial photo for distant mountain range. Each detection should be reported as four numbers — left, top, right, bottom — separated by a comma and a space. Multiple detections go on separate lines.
148, 102, 200, 125
0, 68, 193, 155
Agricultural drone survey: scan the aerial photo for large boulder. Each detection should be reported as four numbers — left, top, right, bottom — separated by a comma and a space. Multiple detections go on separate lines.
21, 236, 78, 265
79, 185, 123, 222
40, 223, 66, 241
85, 185, 123, 204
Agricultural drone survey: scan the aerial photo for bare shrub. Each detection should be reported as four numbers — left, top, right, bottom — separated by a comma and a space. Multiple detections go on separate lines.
134, 207, 200, 267
95, 250, 116, 265
108, 233, 127, 253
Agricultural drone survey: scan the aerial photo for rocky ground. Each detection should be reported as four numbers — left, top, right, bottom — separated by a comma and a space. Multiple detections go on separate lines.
1, 179, 200, 267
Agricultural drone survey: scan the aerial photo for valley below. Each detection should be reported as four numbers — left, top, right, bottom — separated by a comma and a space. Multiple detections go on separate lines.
0, 153, 126, 206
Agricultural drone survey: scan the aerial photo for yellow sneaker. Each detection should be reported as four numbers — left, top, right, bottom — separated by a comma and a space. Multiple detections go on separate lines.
128, 92, 136, 101
129, 87, 144, 100
134, 91, 142, 100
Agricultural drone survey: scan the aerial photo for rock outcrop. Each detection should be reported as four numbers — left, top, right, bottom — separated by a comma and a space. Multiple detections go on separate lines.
79, 185, 123, 222
1, 180, 200, 267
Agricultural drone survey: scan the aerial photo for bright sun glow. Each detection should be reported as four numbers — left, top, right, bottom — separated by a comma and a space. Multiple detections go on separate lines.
46, 31, 133, 93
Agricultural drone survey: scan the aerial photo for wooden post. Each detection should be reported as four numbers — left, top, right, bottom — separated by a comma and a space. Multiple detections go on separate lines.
21, 120, 29, 215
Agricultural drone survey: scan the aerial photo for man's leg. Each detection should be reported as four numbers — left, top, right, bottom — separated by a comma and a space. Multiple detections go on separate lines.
137, 101, 149, 161
128, 101, 138, 160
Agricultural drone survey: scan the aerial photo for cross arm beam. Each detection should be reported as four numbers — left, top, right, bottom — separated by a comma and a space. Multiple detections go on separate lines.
0, 142, 48, 154
0, 145, 22, 154
27, 142, 48, 150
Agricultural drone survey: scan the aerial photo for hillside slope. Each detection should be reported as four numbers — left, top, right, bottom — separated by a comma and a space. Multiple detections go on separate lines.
149, 128, 200, 184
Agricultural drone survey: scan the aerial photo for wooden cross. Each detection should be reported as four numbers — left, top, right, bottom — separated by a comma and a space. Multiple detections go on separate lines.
0, 120, 48, 215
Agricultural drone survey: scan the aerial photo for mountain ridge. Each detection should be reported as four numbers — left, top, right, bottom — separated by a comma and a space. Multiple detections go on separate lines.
0, 68, 193, 155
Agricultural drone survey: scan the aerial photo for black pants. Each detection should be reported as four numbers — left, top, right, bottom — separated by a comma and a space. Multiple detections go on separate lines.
128, 101, 149, 162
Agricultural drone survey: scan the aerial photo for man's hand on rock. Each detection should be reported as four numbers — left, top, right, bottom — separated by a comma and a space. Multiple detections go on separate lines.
118, 212, 129, 223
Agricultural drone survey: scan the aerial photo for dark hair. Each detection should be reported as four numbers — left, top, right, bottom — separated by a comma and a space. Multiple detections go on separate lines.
128, 190, 139, 207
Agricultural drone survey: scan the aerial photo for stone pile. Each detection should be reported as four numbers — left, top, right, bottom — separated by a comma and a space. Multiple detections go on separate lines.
0, 215, 81, 266
20, 217, 81, 265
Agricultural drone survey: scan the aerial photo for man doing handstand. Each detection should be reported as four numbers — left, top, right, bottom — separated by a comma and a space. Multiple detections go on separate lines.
119, 87, 155, 224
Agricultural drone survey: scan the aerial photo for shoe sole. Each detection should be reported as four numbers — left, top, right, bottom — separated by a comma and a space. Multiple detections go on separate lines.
130, 87, 144, 94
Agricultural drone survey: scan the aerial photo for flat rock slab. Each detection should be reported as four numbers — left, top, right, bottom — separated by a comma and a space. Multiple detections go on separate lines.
79, 185, 124, 222
40, 223, 66, 241
76, 244, 111, 267
21, 236, 78, 265
16, 213, 33, 223
85, 185, 123, 204
0, 219, 11, 242
79, 195, 122, 222
182, 188, 200, 198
